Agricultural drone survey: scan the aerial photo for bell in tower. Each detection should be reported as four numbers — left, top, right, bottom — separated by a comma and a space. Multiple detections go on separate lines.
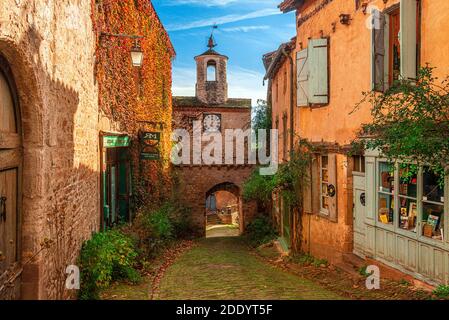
195, 27, 228, 105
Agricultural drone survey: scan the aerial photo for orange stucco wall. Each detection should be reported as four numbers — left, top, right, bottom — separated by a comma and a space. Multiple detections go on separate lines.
270, 0, 449, 263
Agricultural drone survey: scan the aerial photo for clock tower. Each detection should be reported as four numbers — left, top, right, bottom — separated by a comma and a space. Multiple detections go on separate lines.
172, 31, 255, 237
195, 33, 228, 105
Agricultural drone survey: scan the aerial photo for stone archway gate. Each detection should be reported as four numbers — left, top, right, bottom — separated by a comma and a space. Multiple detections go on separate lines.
174, 165, 257, 237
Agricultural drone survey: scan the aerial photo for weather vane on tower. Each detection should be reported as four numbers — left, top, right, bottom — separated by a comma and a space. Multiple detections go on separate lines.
207, 24, 218, 50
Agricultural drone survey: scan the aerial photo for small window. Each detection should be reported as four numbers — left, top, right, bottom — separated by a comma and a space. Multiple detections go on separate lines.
378, 162, 395, 225
207, 60, 217, 81
421, 167, 445, 241
353, 155, 365, 173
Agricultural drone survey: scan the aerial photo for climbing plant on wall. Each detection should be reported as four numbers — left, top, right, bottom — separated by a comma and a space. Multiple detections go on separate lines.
353, 66, 449, 175
92, 0, 176, 208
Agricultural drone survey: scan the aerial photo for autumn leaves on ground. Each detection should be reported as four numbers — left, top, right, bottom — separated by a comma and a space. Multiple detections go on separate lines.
100, 225, 432, 301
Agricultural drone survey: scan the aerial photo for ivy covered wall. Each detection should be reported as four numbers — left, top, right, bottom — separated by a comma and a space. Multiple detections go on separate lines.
92, 0, 175, 208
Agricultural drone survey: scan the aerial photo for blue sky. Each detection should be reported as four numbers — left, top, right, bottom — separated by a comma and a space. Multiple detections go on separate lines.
152, 0, 296, 105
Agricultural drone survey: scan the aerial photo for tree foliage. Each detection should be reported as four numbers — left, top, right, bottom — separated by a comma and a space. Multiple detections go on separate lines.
243, 139, 312, 208
252, 99, 272, 133
353, 66, 449, 173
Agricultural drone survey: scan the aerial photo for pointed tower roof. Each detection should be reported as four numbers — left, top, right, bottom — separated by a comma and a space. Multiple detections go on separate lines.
195, 26, 228, 59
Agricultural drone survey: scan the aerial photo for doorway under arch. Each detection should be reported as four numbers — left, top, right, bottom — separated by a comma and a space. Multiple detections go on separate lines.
0, 54, 22, 300
205, 182, 242, 238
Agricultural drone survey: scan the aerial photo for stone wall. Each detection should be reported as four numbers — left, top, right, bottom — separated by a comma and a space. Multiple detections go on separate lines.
0, 0, 99, 299
0, 0, 173, 299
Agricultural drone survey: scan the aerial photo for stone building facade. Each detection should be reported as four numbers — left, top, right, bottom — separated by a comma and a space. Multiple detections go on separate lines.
0, 0, 173, 300
173, 38, 257, 235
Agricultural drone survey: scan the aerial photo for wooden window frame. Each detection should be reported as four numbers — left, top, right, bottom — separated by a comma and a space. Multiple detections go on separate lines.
320, 155, 330, 216
374, 159, 449, 247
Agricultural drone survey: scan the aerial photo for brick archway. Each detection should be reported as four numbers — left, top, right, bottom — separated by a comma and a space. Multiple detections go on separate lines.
174, 166, 257, 237
205, 182, 242, 235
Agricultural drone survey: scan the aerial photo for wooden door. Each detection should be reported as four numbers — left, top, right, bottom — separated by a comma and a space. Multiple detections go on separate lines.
0, 62, 22, 300
353, 174, 366, 258
281, 197, 291, 249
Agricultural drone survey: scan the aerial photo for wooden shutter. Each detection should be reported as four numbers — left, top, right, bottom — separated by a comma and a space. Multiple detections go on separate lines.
308, 38, 329, 105
303, 163, 313, 214
400, 0, 418, 80
328, 153, 338, 222
296, 48, 309, 107
372, 9, 386, 92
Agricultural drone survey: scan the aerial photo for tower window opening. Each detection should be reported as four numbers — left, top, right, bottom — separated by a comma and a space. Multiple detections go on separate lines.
207, 60, 217, 81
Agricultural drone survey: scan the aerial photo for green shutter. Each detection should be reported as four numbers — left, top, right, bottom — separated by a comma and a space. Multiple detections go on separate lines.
308, 38, 329, 105
400, 0, 418, 80
296, 48, 309, 107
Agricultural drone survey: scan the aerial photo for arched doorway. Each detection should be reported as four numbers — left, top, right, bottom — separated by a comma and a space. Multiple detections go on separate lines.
0, 54, 22, 299
205, 182, 242, 238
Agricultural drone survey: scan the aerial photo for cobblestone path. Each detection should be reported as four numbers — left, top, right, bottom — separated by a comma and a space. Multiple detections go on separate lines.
155, 236, 345, 300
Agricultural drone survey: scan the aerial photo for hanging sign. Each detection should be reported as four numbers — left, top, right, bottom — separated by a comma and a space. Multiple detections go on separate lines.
140, 132, 161, 160
103, 135, 131, 148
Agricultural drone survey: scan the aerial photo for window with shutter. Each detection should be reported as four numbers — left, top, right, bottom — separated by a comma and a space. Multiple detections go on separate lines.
308, 38, 329, 105
303, 162, 313, 214
371, 9, 387, 92
400, 0, 418, 80
296, 48, 309, 107
371, 1, 419, 89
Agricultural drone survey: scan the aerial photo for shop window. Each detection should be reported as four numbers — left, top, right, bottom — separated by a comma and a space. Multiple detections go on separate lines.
320, 155, 330, 215
421, 167, 445, 241
398, 164, 418, 232
378, 162, 394, 225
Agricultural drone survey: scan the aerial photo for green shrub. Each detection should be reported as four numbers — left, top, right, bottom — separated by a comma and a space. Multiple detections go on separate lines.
358, 265, 369, 277
168, 205, 194, 239
433, 285, 449, 299
245, 215, 278, 247
142, 204, 174, 240
243, 170, 276, 207
79, 230, 140, 300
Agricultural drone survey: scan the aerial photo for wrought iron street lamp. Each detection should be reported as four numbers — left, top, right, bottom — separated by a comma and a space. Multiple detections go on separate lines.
100, 32, 145, 67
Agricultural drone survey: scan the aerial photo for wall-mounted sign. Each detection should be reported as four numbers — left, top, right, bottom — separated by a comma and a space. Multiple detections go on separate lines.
140, 132, 161, 160
103, 135, 131, 148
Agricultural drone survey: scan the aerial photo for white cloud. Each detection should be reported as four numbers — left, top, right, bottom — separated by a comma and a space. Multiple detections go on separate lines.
220, 25, 270, 33
172, 66, 266, 105
166, 8, 282, 31
163, 0, 277, 7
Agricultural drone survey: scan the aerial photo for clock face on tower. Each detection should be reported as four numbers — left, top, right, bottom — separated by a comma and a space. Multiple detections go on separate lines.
203, 114, 222, 133
203, 114, 222, 132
